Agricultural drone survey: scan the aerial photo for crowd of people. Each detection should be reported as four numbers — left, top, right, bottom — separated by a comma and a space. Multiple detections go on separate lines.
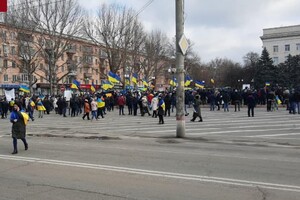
1, 87, 300, 123
1, 86, 300, 154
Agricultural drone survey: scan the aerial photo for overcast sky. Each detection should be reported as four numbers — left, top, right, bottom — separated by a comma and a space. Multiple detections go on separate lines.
78, 0, 300, 64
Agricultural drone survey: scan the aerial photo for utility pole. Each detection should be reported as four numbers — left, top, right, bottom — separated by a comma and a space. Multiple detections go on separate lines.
175, 0, 185, 138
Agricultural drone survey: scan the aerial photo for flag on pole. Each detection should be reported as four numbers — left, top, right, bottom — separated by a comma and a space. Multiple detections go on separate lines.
102, 80, 113, 90
90, 82, 96, 93
71, 80, 80, 90
184, 75, 193, 87
170, 77, 177, 87
19, 85, 30, 93
108, 71, 121, 84
195, 80, 205, 89
142, 78, 148, 87
131, 73, 138, 84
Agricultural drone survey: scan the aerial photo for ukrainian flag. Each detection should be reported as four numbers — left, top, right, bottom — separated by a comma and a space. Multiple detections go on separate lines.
195, 80, 205, 89
19, 85, 30, 93
71, 80, 80, 90
30, 100, 35, 107
184, 75, 193, 87
108, 71, 121, 84
131, 73, 138, 84
91, 82, 96, 93
143, 78, 149, 87
37, 101, 46, 111
102, 80, 113, 90
21, 111, 29, 125
97, 98, 105, 108
125, 77, 130, 86
158, 99, 165, 111
170, 77, 177, 87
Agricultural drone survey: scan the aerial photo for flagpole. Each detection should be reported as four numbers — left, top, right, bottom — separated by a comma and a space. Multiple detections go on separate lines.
175, 0, 185, 138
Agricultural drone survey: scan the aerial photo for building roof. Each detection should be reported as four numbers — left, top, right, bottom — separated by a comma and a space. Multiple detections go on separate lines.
260, 24, 300, 40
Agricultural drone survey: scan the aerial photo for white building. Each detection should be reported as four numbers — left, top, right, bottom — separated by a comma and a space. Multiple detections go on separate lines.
260, 25, 300, 65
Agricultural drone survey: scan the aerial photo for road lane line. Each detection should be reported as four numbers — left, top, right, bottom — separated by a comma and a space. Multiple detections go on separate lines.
0, 154, 300, 193
245, 133, 300, 138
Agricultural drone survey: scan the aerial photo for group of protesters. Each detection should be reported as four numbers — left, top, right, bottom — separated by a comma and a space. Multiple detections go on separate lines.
1, 86, 300, 124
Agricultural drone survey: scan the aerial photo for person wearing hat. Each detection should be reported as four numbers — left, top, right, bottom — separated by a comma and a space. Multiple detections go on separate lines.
10, 103, 29, 154
190, 94, 203, 122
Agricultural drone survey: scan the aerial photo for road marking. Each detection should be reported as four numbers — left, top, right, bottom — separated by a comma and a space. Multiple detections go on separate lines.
0, 154, 300, 193
149, 127, 300, 134
245, 133, 300, 138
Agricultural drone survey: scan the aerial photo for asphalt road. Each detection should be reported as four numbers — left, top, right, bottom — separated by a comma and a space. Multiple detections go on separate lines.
0, 105, 299, 200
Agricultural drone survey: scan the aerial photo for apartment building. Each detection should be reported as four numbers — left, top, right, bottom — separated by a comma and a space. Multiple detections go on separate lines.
261, 25, 300, 65
0, 23, 110, 95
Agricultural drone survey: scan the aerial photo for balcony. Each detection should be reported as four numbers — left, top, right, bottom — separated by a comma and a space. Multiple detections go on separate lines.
84, 73, 93, 78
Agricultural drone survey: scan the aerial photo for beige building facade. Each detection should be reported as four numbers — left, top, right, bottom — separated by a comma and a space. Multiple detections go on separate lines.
261, 25, 300, 65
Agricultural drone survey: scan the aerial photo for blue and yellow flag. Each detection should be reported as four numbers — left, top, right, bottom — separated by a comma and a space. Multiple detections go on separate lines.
184, 75, 193, 87
97, 98, 105, 108
91, 82, 96, 93
125, 76, 130, 86
170, 77, 177, 87
102, 80, 113, 90
19, 85, 30, 93
21, 111, 29, 125
131, 73, 138, 84
142, 78, 148, 87
158, 99, 165, 111
71, 80, 80, 90
108, 71, 121, 84
195, 80, 205, 89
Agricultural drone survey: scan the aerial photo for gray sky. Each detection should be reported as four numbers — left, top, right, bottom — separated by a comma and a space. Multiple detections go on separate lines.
78, 0, 300, 64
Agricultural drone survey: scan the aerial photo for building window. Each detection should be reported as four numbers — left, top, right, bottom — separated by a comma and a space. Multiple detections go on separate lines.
285, 44, 290, 51
21, 74, 28, 82
61, 66, 64, 72
11, 46, 16, 55
3, 59, 7, 68
273, 45, 278, 52
296, 44, 300, 51
4, 74, 8, 82
272, 57, 279, 65
12, 61, 16, 68
3, 45, 8, 56
12, 75, 18, 82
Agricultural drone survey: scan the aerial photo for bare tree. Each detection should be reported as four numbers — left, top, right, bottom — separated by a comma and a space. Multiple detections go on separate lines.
141, 30, 169, 85
27, 0, 84, 94
4, 0, 44, 93
83, 3, 143, 76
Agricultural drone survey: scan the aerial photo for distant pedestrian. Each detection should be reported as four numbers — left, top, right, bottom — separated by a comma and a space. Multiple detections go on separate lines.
157, 95, 165, 124
82, 99, 91, 120
190, 94, 203, 122
247, 92, 256, 117
10, 103, 29, 154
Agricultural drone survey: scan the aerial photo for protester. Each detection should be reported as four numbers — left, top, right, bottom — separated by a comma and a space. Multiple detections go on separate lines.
10, 103, 29, 154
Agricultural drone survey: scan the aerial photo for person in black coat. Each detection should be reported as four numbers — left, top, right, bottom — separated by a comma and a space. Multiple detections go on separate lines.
10, 103, 28, 154
164, 93, 171, 117
247, 91, 256, 117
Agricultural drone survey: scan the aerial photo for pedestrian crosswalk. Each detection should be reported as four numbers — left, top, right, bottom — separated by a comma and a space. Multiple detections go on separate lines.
0, 106, 299, 146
